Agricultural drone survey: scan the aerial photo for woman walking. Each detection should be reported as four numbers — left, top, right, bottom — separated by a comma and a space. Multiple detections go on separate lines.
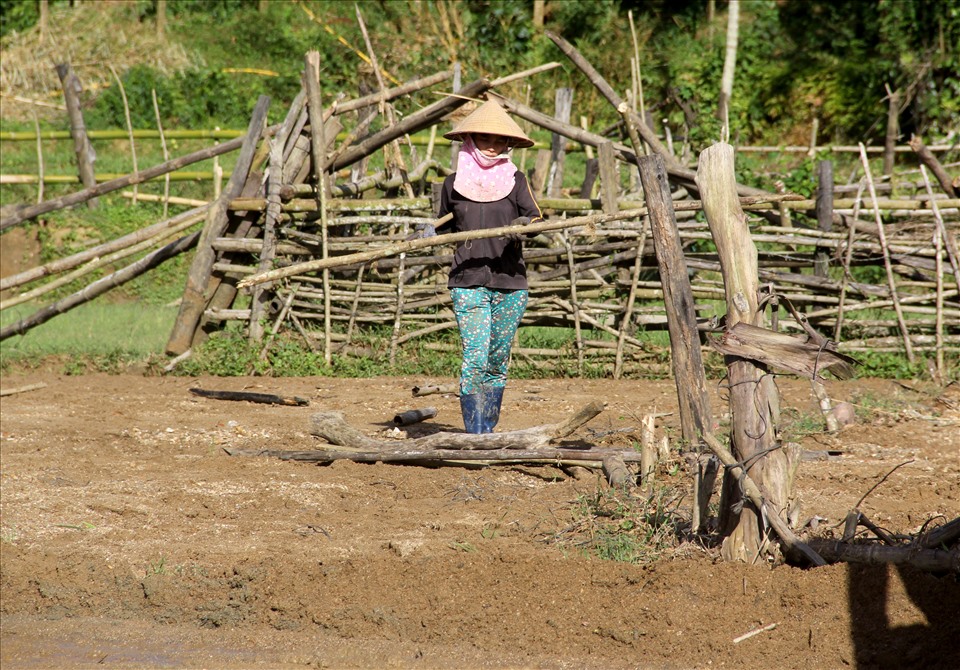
429, 99, 543, 433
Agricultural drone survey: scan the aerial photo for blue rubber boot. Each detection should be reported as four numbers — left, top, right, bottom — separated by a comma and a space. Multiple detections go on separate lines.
460, 393, 485, 434
481, 386, 505, 433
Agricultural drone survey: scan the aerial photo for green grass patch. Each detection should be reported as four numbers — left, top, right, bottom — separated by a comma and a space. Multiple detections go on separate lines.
551, 482, 687, 564
1, 301, 178, 374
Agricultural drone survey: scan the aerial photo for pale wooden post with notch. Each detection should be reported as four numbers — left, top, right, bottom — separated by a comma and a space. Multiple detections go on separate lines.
696, 142, 799, 562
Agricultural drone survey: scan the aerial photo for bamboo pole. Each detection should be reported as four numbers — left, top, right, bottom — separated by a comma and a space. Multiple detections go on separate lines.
238, 210, 641, 288
32, 111, 44, 204
108, 64, 139, 205
562, 231, 585, 374
614, 218, 647, 379
0, 205, 209, 292
1, 214, 202, 311
0, 132, 257, 231
921, 165, 948, 379
858, 143, 915, 363
834, 180, 864, 342
151, 89, 170, 219
304, 52, 333, 365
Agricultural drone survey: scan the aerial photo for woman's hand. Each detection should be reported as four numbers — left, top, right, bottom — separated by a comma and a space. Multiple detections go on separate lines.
404, 224, 436, 241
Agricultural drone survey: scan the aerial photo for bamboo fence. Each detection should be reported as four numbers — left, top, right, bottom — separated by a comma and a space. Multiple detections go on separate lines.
1, 55, 957, 377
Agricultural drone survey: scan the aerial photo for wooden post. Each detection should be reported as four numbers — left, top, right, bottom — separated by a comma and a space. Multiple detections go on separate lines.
637, 154, 711, 445
696, 142, 797, 562
55, 63, 98, 208
165, 95, 270, 356
883, 87, 900, 176
305, 51, 333, 365
531, 149, 551, 197
248, 136, 283, 344
547, 88, 573, 198
858, 143, 915, 364
156, 0, 166, 39
814, 160, 833, 278
597, 142, 619, 215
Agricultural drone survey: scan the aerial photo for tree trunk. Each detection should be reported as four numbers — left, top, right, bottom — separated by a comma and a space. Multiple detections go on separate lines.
716, 0, 740, 139
696, 142, 797, 563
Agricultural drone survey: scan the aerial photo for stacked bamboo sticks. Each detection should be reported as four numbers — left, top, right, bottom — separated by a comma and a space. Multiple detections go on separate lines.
1, 53, 956, 377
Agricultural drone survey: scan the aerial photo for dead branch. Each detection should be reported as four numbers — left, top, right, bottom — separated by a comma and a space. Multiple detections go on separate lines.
807, 539, 959, 573
189, 388, 309, 406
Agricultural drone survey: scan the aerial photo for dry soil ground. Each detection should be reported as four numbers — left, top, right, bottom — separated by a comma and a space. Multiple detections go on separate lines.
1, 371, 958, 669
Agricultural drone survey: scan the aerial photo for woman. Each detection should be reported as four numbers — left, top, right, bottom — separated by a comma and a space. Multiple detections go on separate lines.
431, 99, 543, 433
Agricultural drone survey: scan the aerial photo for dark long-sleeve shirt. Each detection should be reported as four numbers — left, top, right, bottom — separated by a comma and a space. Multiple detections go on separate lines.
437, 172, 543, 290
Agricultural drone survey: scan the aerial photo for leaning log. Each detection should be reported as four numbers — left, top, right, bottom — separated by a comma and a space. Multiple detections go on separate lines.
330, 78, 491, 171
165, 96, 271, 356
909, 135, 956, 198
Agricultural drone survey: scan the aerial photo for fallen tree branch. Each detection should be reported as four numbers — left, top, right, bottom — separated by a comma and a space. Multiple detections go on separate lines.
807, 539, 959, 573
189, 388, 309, 406
225, 445, 642, 465
308, 401, 606, 453
411, 383, 458, 397
0, 382, 48, 397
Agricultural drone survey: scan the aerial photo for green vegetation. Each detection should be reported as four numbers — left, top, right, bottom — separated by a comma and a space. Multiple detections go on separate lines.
553, 480, 686, 564
0, 301, 177, 374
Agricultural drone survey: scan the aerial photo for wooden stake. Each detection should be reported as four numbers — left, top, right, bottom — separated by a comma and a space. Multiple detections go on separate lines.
637, 154, 711, 445
921, 165, 947, 379
151, 89, 170, 219
562, 230, 584, 374
614, 218, 647, 379
304, 52, 332, 365
858, 143, 914, 363
55, 62, 97, 208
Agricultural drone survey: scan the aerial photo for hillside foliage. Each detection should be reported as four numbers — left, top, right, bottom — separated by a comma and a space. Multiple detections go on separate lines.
1, 0, 957, 151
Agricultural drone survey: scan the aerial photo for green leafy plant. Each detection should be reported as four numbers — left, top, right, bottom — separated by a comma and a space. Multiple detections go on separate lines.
551, 483, 684, 564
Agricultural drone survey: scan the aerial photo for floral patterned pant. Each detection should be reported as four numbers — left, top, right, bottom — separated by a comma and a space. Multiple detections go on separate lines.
450, 287, 528, 396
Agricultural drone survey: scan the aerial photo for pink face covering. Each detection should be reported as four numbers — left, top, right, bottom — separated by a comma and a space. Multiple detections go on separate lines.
452, 135, 518, 202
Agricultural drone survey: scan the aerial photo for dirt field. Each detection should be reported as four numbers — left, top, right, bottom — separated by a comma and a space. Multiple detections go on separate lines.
1, 371, 958, 669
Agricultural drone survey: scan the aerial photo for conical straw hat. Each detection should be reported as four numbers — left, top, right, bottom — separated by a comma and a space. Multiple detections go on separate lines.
444, 99, 534, 148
